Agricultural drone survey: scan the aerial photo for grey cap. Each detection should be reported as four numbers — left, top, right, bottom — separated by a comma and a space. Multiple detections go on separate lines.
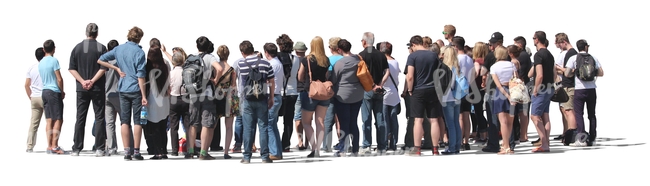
294, 41, 307, 52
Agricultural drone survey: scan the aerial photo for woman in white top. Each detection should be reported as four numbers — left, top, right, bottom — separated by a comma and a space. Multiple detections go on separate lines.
489, 46, 517, 155
378, 42, 401, 151
440, 47, 462, 154
165, 49, 190, 157
143, 46, 171, 159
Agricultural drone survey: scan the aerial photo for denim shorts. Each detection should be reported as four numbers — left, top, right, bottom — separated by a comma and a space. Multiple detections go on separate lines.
119, 92, 142, 125
294, 94, 302, 121
299, 91, 330, 112
530, 87, 554, 117
492, 87, 515, 115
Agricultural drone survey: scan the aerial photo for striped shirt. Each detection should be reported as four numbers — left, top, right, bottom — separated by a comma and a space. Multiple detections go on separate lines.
234, 55, 275, 96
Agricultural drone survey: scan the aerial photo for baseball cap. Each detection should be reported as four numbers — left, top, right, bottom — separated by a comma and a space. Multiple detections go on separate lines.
489, 32, 503, 44
294, 41, 307, 52
576, 39, 589, 49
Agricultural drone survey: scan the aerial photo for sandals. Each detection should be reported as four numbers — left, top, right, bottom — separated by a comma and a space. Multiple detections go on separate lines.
497, 148, 514, 155
531, 147, 550, 153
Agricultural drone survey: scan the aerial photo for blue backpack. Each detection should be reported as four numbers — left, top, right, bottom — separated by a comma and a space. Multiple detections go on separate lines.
451, 67, 469, 100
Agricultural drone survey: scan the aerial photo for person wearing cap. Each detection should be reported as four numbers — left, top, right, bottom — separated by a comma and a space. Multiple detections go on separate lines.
292, 41, 310, 150
69, 23, 109, 157
481, 31, 514, 153
564, 39, 603, 147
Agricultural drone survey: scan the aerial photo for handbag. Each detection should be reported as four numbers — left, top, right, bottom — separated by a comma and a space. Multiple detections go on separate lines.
306, 57, 334, 100
508, 63, 530, 104
357, 55, 374, 91
551, 84, 569, 102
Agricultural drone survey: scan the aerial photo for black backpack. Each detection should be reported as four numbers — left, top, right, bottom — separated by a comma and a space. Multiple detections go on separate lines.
182, 53, 208, 95
575, 53, 598, 81
243, 57, 267, 101
277, 53, 294, 116
432, 59, 453, 96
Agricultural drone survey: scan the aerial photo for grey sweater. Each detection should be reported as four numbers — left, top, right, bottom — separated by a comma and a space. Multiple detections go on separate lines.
332, 55, 365, 103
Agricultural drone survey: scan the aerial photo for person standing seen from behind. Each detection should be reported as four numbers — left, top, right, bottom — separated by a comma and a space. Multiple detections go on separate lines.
439, 47, 462, 155
530, 31, 556, 153
104, 40, 134, 156
554, 33, 579, 136
405, 35, 443, 156
69, 23, 109, 157
297, 36, 331, 158
275, 34, 301, 153
564, 39, 603, 147
25, 47, 46, 153
235, 40, 275, 164
143, 46, 171, 159
213, 45, 238, 159
39, 40, 66, 155
358, 32, 390, 154
330, 39, 364, 157
322, 37, 343, 152
167, 50, 190, 156
452, 36, 475, 151
97, 27, 148, 160
293, 41, 309, 151
262, 43, 284, 160
513, 36, 532, 143
490, 46, 518, 155
378, 42, 401, 152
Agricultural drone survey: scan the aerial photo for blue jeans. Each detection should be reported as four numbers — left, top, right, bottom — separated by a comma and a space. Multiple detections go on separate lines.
234, 116, 242, 147
442, 101, 461, 152
267, 94, 282, 156
383, 103, 400, 150
322, 100, 336, 150
361, 91, 386, 150
241, 98, 270, 160
333, 99, 362, 153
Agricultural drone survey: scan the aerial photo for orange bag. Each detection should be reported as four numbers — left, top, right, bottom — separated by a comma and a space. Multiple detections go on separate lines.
357, 55, 374, 91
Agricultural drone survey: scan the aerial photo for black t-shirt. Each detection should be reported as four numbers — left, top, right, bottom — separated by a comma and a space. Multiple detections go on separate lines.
69, 39, 108, 92
297, 55, 329, 92
406, 50, 440, 90
561, 48, 578, 87
517, 50, 532, 84
359, 47, 389, 85
533, 48, 556, 85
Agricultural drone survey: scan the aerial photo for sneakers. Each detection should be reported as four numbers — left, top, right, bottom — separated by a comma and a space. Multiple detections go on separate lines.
240, 159, 251, 164
359, 147, 372, 155
95, 150, 106, 157
133, 153, 144, 160
26, 149, 33, 153
269, 155, 282, 160
570, 141, 587, 147
231, 146, 242, 153
51, 147, 65, 155
71, 151, 80, 156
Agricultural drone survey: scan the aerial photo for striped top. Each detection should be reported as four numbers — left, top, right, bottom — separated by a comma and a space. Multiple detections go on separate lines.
234, 55, 275, 96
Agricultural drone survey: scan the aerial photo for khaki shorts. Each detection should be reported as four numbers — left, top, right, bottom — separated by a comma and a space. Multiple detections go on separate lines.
560, 87, 574, 110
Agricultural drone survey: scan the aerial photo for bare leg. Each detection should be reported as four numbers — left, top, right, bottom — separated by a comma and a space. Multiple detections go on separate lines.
498, 113, 514, 151
314, 105, 327, 155
188, 125, 198, 153
133, 124, 143, 150
543, 113, 551, 148
295, 120, 304, 147
413, 118, 424, 148
121, 124, 131, 150
519, 111, 529, 141
335, 116, 341, 139
460, 112, 471, 144
429, 118, 441, 147
301, 110, 316, 151
224, 117, 234, 155
564, 109, 577, 129
532, 115, 549, 150
560, 105, 567, 134
52, 119, 63, 147
46, 118, 53, 150
200, 126, 214, 153
439, 117, 447, 143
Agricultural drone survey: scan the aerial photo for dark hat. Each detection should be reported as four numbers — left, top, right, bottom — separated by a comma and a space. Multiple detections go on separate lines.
489, 32, 503, 44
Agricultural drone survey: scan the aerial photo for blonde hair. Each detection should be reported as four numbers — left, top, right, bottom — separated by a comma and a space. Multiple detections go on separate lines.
472, 42, 488, 59
423, 36, 433, 48
329, 37, 341, 51
309, 36, 329, 68
171, 52, 185, 67
494, 46, 508, 61
217, 45, 230, 61
443, 47, 460, 74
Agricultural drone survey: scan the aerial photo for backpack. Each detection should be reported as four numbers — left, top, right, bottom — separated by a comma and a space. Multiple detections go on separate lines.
451, 67, 469, 100
575, 53, 598, 81
182, 53, 209, 95
242, 57, 267, 101
432, 60, 453, 96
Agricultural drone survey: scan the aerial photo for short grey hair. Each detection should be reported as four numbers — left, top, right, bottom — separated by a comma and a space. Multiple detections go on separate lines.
362, 32, 375, 46
86, 23, 98, 37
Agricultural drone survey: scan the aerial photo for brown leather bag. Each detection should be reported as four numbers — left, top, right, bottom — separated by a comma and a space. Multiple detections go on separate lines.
357, 55, 374, 91
307, 57, 334, 100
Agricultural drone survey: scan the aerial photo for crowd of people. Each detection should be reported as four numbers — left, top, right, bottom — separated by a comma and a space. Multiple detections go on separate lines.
24, 23, 604, 162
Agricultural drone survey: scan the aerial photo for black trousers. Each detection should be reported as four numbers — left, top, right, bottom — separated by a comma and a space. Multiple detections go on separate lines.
144, 118, 168, 155
72, 91, 106, 152
281, 95, 298, 149
169, 96, 190, 153
209, 119, 222, 151
402, 93, 433, 149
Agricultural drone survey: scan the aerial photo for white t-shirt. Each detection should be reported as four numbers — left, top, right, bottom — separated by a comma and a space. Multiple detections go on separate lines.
26, 63, 43, 97
268, 57, 284, 95
284, 54, 301, 96
565, 52, 602, 90
383, 59, 401, 106
490, 61, 516, 84
555, 50, 566, 81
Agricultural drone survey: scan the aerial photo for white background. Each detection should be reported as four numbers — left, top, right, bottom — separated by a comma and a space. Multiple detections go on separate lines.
1, 0, 647, 185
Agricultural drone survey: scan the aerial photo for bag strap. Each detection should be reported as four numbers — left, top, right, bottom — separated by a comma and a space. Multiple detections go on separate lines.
389, 73, 398, 91
512, 62, 519, 79
306, 55, 313, 82
282, 54, 294, 97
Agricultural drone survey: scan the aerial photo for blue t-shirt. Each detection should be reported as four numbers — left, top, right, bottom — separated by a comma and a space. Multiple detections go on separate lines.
99, 41, 146, 93
38, 56, 61, 92
328, 55, 343, 71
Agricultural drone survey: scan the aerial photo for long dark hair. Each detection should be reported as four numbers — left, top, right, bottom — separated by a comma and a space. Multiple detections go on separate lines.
146, 46, 169, 95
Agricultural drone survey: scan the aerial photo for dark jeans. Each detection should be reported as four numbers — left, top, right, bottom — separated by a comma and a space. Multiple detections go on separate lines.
242, 99, 270, 160
169, 96, 190, 153
72, 91, 106, 152
235, 116, 242, 147
333, 99, 362, 153
470, 90, 487, 133
281, 95, 298, 150
574, 89, 597, 142
403, 94, 433, 149
144, 118, 168, 155
361, 91, 386, 149
384, 104, 400, 150
485, 92, 517, 150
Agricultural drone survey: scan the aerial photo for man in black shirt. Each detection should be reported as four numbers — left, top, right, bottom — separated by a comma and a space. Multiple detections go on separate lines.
69, 23, 108, 156
530, 31, 556, 152
513, 36, 533, 142
358, 32, 390, 154
554, 33, 578, 136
